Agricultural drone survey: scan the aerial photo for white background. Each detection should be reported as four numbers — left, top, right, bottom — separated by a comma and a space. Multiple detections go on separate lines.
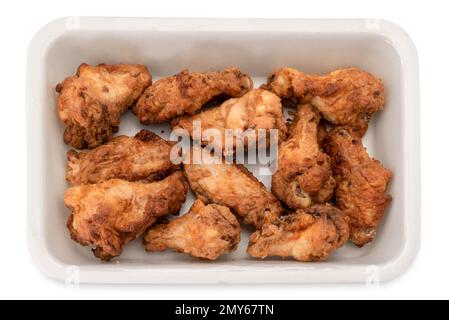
0, 0, 444, 299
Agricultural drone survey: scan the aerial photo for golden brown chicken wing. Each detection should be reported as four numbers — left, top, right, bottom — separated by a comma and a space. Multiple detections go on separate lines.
323, 127, 392, 247
247, 204, 349, 261
133, 67, 253, 124
172, 89, 287, 154
267, 67, 384, 136
183, 151, 283, 229
66, 129, 177, 186
65, 172, 188, 261
56, 63, 152, 149
272, 104, 335, 209
144, 199, 240, 260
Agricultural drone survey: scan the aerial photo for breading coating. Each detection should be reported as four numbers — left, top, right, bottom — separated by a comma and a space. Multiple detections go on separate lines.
57, 63, 152, 149
133, 67, 253, 124
272, 104, 335, 209
323, 127, 392, 247
66, 129, 177, 186
65, 172, 188, 261
267, 67, 384, 136
172, 89, 287, 153
183, 153, 283, 229
144, 199, 240, 260
317, 120, 330, 147
247, 204, 349, 261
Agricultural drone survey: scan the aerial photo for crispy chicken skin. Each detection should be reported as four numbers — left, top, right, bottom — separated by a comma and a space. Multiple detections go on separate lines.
267, 67, 384, 136
65, 172, 188, 261
323, 127, 392, 247
144, 199, 240, 260
247, 204, 349, 261
317, 120, 329, 147
133, 67, 253, 124
172, 89, 287, 154
66, 130, 177, 186
183, 153, 283, 229
56, 63, 152, 149
272, 104, 335, 209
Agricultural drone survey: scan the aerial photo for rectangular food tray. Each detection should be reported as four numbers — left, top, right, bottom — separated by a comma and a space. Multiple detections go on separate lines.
26, 17, 420, 284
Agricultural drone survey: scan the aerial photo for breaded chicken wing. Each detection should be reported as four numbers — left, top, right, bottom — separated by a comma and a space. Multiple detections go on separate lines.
133, 67, 253, 124
267, 67, 384, 136
172, 89, 287, 154
144, 199, 240, 260
65, 172, 188, 261
247, 204, 349, 261
324, 127, 392, 247
57, 63, 152, 149
183, 151, 283, 229
272, 104, 335, 209
66, 129, 177, 186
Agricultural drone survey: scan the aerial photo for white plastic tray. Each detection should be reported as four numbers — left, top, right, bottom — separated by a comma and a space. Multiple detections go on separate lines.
26, 18, 420, 284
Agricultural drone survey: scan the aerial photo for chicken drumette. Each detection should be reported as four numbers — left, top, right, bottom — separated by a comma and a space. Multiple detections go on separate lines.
66, 129, 177, 186
247, 204, 349, 261
272, 104, 335, 209
267, 67, 384, 137
57, 63, 152, 149
65, 172, 188, 260
144, 199, 240, 260
323, 127, 392, 247
133, 67, 252, 124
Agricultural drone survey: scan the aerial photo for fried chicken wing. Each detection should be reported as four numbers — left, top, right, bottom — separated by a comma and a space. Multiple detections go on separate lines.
172, 89, 287, 154
65, 172, 188, 260
57, 63, 152, 149
247, 204, 349, 261
144, 199, 240, 260
267, 67, 384, 136
133, 67, 253, 124
66, 129, 177, 186
272, 104, 335, 209
323, 127, 392, 247
183, 152, 283, 229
